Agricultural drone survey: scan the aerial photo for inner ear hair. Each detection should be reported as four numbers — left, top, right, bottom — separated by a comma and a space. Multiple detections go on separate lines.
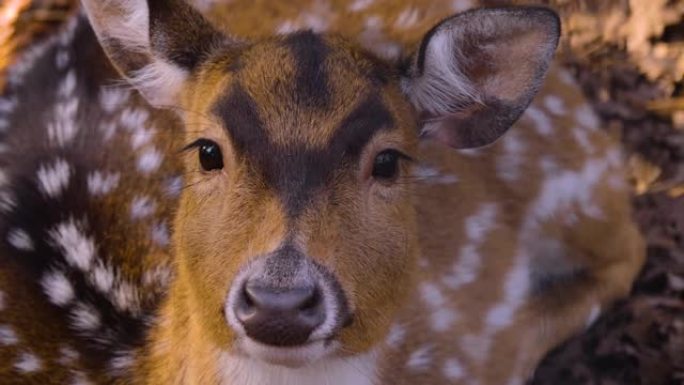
81, 0, 230, 106
402, 7, 561, 149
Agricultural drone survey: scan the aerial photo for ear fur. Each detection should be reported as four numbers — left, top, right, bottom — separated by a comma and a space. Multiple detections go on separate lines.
81, 0, 228, 106
402, 7, 561, 148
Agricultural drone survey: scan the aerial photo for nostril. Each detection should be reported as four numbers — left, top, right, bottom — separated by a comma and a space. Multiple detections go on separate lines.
233, 282, 326, 347
300, 288, 320, 312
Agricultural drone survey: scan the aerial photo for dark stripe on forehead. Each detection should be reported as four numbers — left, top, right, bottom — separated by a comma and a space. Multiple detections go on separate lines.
214, 83, 268, 155
283, 31, 330, 109
328, 94, 394, 158
212, 84, 394, 217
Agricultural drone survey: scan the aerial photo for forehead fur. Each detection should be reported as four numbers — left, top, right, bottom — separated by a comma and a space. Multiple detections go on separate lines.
200, 31, 402, 147
183, 31, 416, 217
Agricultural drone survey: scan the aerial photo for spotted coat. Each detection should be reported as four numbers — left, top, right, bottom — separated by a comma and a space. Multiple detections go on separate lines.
0, 1, 644, 384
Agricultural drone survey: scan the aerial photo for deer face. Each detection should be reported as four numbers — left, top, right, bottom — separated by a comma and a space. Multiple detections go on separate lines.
82, 0, 559, 367
177, 35, 421, 365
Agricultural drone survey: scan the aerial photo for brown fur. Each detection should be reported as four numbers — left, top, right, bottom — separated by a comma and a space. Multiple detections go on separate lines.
0, 1, 645, 384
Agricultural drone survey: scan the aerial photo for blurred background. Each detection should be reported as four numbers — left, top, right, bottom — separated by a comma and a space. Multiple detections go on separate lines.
1, 0, 683, 383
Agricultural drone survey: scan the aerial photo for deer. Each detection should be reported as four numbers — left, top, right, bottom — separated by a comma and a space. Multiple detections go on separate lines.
0, 0, 645, 384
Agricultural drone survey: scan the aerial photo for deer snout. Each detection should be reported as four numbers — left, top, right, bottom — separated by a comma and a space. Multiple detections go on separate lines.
235, 281, 325, 346
225, 249, 352, 352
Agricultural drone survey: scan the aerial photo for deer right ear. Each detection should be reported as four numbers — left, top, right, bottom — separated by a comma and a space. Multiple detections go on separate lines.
401, 7, 560, 149
81, 0, 229, 106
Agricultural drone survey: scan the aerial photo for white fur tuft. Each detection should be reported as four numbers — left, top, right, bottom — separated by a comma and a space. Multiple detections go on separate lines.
218, 350, 378, 385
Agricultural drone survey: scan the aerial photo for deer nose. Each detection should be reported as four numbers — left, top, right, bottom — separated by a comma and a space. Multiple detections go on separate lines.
234, 281, 325, 347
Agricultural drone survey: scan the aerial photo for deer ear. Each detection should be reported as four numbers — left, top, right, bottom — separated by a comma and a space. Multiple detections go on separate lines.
81, 0, 228, 106
401, 7, 560, 149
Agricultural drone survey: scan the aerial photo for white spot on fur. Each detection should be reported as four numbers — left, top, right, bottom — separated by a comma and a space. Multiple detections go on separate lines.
573, 126, 595, 153
99, 87, 129, 113
15, 352, 42, 373
41, 270, 75, 306
465, 203, 498, 242
586, 305, 601, 328
443, 358, 466, 380
7, 228, 34, 251
420, 282, 446, 308
0, 325, 19, 345
358, 16, 401, 60
459, 334, 491, 363
534, 158, 608, 221
457, 148, 481, 157
131, 126, 156, 149
348, 0, 374, 12
164, 176, 183, 197
0, 97, 17, 113
443, 245, 479, 289
99, 122, 117, 142
90, 261, 115, 294
120, 108, 150, 131
87, 171, 121, 196
444, 204, 498, 289
394, 8, 420, 30
420, 282, 459, 332
431, 308, 458, 332
137, 148, 163, 174
109, 350, 135, 376
385, 323, 406, 349
414, 165, 459, 184
575, 104, 600, 130
49, 219, 96, 271
485, 256, 530, 329
524, 105, 553, 136
496, 130, 527, 182
301, 2, 332, 33
71, 302, 101, 331
142, 265, 173, 288
37, 159, 72, 198
59, 70, 77, 97
49, 72, 80, 147
557, 69, 577, 86
406, 345, 433, 371
130, 195, 156, 220
70, 370, 94, 385
58, 346, 80, 365
276, 21, 297, 35
451, 0, 475, 12
543, 95, 566, 116
0, 190, 18, 213
150, 221, 170, 246
48, 95, 79, 146
113, 281, 142, 315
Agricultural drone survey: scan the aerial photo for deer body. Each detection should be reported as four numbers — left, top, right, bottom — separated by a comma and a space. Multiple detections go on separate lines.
0, 1, 644, 385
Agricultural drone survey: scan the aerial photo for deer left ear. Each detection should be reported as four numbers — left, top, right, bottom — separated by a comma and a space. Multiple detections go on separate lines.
401, 7, 561, 149
82, 0, 230, 106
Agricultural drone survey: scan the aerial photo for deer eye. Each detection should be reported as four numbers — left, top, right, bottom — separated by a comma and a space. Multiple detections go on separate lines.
198, 140, 224, 171
372, 149, 403, 181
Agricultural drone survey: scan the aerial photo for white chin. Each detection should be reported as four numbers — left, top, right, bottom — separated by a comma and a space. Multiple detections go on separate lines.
237, 338, 339, 368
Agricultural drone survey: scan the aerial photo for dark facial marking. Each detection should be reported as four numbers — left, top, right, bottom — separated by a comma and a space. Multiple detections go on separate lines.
282, 31, 331, 109
213, 84, 394, 217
